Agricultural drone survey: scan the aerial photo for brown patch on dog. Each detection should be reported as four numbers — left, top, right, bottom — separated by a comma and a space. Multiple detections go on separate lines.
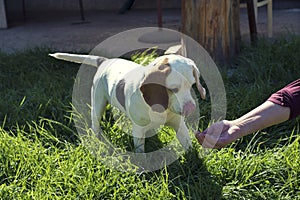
116, 79, 126, 110
140, 58, 171, 113
193, 68, 206, 99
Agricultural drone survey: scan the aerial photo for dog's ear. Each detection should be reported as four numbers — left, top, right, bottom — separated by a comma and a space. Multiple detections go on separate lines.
140, 58, 171, 113
193, 67, 206, 99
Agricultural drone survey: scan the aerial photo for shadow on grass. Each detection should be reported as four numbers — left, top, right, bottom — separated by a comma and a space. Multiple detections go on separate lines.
165, 149, 223, 200
99, 111, 222, 199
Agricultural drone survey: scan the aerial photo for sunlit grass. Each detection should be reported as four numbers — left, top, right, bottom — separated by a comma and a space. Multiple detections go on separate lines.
0, 35, 299, 199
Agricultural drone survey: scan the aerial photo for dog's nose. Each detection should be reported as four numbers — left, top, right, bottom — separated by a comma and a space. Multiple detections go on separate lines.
182, 101, 196, 116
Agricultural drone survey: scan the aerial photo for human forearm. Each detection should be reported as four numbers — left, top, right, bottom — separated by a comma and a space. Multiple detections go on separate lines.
196, 79, 299, 149
232, 101, 290, 137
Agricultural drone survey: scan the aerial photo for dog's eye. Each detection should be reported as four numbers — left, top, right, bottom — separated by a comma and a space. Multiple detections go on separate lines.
169, 88, 179, 93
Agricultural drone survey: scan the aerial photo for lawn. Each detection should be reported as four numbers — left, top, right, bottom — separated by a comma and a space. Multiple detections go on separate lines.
0, 35, 299, 199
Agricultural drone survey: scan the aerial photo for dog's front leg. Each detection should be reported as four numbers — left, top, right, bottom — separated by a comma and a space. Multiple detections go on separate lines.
132, 125, 147, 153
177, 121, 192, 150
168, 116, 192, 151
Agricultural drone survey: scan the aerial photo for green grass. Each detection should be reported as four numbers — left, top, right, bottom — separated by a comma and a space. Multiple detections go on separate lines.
0, 35, 300, 199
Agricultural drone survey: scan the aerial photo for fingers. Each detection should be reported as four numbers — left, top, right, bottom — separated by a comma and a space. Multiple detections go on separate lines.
195, 130, 205, 144
195, 120, 231, 149
195, 131, 227, 149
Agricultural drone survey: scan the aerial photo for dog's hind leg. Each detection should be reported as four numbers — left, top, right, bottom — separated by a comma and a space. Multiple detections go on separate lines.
91, 83, 107, 134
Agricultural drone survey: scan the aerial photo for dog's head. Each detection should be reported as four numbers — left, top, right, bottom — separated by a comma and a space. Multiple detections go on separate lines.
140, 54, 206, 116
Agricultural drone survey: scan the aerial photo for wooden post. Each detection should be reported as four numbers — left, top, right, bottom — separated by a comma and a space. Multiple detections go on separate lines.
246, 0, 258, 43
0, 0, 8, 28
182, 0, 241, 63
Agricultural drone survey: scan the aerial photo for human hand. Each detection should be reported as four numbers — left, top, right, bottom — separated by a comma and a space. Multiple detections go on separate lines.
195, 120, 242, 149
195, 101, 292, 149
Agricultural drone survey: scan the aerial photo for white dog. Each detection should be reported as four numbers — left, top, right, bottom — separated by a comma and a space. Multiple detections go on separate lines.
50, 52, 206, 153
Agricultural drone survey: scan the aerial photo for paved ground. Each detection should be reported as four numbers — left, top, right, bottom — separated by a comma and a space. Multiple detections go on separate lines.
0, 6, 299, 53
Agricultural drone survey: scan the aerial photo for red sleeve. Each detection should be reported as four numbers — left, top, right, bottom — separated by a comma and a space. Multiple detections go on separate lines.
267, 79, 300, 120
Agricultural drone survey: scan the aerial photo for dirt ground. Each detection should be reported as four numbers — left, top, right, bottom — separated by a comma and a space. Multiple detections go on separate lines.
0, 6, 299, 53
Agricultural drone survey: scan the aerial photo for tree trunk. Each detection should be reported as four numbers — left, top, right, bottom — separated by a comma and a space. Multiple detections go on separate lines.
181, 0, 241, 63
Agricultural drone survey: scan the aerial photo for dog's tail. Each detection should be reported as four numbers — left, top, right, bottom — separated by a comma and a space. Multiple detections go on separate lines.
49, 53, 107, 67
